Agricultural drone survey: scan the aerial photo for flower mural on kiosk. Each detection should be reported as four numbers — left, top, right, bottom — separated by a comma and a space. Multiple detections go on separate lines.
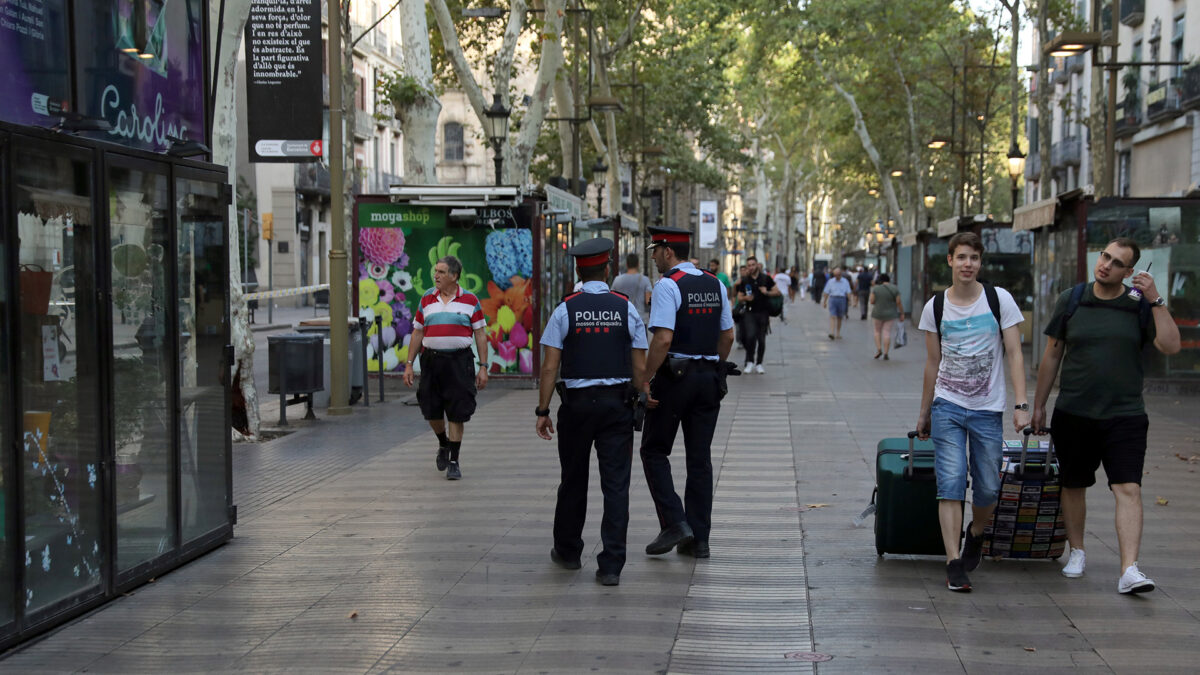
356, 204, 534, 375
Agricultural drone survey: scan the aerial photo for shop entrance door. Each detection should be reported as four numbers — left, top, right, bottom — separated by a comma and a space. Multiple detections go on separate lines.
11, 137, 107, 624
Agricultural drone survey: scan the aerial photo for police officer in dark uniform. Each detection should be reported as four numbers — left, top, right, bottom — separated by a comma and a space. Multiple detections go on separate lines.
536, 238, 648, 587
641, 226, 735, 559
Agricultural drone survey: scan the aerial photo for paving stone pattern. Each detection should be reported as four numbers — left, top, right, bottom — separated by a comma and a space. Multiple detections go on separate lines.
3, 299, 1200, 674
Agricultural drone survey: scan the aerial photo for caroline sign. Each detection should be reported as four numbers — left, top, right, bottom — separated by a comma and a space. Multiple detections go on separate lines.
99, 86, 191, 150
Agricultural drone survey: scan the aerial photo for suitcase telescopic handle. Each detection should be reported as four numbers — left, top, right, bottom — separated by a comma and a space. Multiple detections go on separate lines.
904, 430, 935, 481
1018, 426, 1056, 479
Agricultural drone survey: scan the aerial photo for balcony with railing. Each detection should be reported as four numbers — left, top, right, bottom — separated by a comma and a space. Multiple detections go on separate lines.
353, 111, 374, 140
1024, 152, 1041, 181
295, 163, 331, 196
1114, 99, 1141, 138
1120, 0, 1144, 27
1146, 79, 1182, 122
1182, 63, 1200, 110
1068, 54, 1085, 74
1061, 136, 1081, 167
1050, 142, 1063, 170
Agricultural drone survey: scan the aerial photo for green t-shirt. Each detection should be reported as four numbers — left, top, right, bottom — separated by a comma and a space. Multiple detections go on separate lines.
1043, 284, 1155, 419
715, 271, 732, 289
870, 284, 901, 320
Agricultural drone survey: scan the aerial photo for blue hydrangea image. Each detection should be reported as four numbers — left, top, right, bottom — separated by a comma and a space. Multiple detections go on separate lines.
485, 229, 533, 289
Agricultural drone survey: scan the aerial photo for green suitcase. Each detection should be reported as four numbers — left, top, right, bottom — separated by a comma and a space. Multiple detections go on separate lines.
872, 432, 945, 556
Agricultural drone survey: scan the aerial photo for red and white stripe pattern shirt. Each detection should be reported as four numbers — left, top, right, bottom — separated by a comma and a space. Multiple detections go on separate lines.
413, 285, 486, 351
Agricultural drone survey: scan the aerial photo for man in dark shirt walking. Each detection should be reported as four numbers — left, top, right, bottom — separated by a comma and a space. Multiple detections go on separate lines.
736, 256, 781, 374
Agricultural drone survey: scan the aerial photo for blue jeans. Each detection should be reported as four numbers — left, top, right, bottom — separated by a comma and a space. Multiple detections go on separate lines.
930, 398, 1003, 507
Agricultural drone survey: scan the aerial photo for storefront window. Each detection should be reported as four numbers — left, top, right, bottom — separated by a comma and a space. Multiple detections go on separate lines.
0, 140, 13, 626
176, 179, 229, 542
1086, 202, 1200, 377
109, 165, 173, 572
14, 147, 103, 615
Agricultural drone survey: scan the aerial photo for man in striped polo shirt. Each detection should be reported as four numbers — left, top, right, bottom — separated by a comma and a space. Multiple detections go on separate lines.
403, 256, 490, 480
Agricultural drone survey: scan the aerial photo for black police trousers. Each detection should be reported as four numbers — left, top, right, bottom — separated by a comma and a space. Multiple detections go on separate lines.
553, 385, 634, 576
640, 360, 722, 545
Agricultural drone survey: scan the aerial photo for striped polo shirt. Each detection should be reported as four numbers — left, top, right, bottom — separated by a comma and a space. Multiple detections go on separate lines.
413, 285, 486, 351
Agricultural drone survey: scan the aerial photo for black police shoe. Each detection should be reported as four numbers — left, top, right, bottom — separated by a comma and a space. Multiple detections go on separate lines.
550, 548, 581, 570
595, 570, 620, 586
677, 540, 710, 558
645, 522, 694, 555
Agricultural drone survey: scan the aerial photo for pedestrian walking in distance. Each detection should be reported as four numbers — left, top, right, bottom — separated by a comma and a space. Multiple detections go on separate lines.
1033, 237, 1181, 594
536, 238, 648, 587
611, 253, 652, 323
641, 226, 735, 560
822, 266, 852, 339
869, 273, 904, 360
736, 256, 781, 373
857, 265, 875, 320
403, 255, 489, 480
916, 232, 1029, 592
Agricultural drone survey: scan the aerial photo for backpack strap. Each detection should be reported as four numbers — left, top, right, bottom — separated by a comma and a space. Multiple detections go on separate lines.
982, 282, 1002, 329
1060, 282, 1151, 345
933, 290, 945, 342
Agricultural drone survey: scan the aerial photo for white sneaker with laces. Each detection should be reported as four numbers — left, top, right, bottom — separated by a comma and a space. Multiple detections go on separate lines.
1118, 563, 1156, 594
755, 364, 765, 374
1062, 548, 1086, 578
744, 361, 754, 373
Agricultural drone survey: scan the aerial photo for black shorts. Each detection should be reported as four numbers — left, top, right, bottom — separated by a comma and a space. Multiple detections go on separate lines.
417, 348, 477, 423
1051, 409, 1149, 488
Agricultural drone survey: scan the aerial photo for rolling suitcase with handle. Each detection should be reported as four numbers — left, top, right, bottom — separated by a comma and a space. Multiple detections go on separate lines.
869, 431, 945, 556
982, 427, 1067, 559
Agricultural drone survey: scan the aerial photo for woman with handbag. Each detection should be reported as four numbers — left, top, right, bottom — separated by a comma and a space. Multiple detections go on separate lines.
869, 273, 904, 360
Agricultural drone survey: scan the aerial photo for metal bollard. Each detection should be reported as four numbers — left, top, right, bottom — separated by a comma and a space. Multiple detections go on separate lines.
359, 316, 370, 407
278, 351, 288, 426
375, 315, 385, 402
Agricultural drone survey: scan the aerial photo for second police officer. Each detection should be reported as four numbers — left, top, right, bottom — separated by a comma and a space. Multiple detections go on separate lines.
641, 226, 735, 559
536, 238, 648, 587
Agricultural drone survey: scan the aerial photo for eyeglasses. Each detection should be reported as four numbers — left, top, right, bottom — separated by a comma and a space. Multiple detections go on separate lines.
1099, 250, 1132, 270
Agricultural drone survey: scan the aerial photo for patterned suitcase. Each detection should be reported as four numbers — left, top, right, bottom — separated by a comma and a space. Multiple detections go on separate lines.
982, 428, 1067, 560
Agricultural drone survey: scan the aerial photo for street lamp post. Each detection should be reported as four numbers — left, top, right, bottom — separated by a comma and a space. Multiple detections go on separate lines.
923, 191, 937, 231
591, 157, 608, 215
484, 93, 511, 186
1006, 144, 1026, 216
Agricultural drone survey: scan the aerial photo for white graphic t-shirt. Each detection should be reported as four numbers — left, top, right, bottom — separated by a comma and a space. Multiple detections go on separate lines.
919, 286, 1023, 412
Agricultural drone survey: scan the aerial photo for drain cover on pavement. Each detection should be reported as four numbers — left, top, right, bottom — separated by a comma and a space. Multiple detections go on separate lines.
784, 651, 834, 662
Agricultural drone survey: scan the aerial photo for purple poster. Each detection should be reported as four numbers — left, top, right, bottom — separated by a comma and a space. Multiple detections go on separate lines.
75, 0, 207, 152
0, 0, 72, 126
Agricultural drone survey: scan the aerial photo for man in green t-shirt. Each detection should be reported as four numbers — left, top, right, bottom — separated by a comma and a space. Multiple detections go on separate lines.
708, 259, 733, 300
1033, 237, 1181, 595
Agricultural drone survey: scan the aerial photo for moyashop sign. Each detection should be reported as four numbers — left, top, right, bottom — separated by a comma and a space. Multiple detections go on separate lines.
358, 203, 447, 229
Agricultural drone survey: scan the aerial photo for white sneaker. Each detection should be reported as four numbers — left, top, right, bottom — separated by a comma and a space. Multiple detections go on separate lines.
744, 361, 754, 373
1062, 548, 1086, 578
754, 364, 765, 374
1118, 563, 1156, 594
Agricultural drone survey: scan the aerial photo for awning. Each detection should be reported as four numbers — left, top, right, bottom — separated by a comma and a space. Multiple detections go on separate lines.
901, 231, 917, 247
1013, 197, 1057, 232
937, 217, 959, 237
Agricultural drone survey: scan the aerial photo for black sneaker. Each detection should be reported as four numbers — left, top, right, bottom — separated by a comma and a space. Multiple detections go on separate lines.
961, 526, 985, 572
436, 446, 449, 471
446, 461, 461, 480
946, 558, 972, 592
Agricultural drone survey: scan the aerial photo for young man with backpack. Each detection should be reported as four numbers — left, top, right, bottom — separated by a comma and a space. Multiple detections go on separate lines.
1032, 237, 1181, 594
916, 232, 1029, 592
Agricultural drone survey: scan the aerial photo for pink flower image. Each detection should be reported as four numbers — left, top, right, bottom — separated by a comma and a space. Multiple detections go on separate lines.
360, 227, 406, 266
497, 340, 518, 364
509, 322, 528, 351
518, 349, 533, 374
377, 279, 395, 304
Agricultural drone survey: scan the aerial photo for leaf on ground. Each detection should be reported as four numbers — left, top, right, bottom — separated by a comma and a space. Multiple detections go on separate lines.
1155, 497, 1169, 506
348, 610, 359, 620
1024, 647, 1037, 652
804, 503, 830, 509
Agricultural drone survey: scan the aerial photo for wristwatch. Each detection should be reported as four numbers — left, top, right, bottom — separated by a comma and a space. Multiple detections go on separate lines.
535, 406, 550, 417
1151, 296, 1166, 307
1014, 403, 1029, 411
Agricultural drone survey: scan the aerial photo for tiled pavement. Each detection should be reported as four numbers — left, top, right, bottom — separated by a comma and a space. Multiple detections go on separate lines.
4, 298, 1200, 673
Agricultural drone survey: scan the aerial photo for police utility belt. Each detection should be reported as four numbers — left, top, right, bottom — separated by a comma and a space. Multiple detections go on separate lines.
658, 356, 718, 381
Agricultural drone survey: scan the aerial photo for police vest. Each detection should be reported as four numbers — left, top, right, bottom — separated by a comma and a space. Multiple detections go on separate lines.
667, 269, 722, 356
561, 291, 633, 380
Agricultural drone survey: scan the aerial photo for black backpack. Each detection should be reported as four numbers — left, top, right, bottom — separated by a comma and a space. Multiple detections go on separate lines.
1057, 282, 1151, 346
932, 282, 1002, 344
